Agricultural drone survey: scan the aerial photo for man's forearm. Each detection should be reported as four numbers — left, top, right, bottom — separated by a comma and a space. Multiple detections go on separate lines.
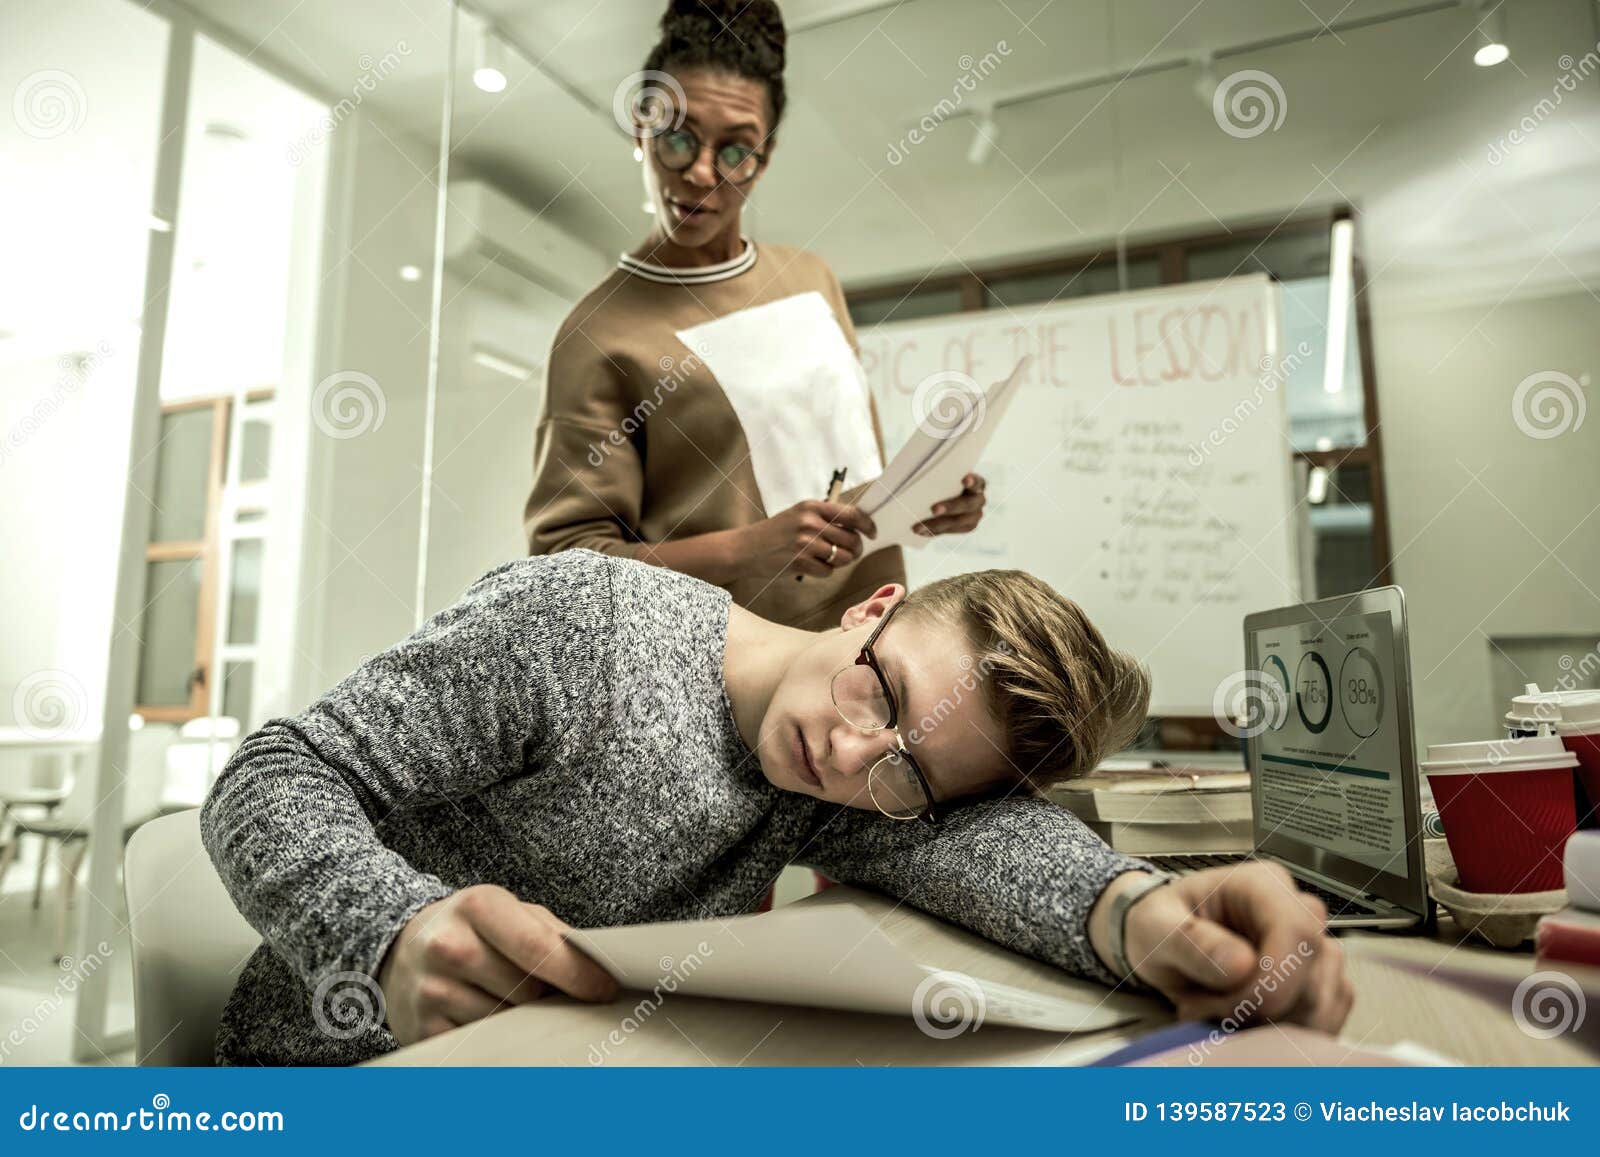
200, 721, 455, 988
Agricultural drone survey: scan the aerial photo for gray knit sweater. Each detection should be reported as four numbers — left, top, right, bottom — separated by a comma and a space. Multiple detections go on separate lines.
200, 549, 1147, 1064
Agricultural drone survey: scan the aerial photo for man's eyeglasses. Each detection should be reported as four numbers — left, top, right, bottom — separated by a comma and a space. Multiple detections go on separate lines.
652, 127, 766, 186
828, 599, 942, 825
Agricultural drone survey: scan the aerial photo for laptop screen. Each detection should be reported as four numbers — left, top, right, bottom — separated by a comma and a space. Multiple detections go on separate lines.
1245, 593, 1420, 900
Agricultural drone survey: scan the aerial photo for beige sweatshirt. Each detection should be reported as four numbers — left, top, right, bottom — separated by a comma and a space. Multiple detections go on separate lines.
525, 240, 905, 629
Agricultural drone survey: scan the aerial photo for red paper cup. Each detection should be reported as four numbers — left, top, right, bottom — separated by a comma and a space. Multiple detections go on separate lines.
1423, 738, 1578, 894
1561, 733, 1600, 830
1557, 694, 1600, 830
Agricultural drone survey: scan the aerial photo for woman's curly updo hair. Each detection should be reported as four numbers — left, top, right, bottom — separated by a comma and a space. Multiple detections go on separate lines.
643, 0, 788, 129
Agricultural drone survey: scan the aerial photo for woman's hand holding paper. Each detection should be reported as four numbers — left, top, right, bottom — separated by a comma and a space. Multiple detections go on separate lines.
912, 473, 988, 537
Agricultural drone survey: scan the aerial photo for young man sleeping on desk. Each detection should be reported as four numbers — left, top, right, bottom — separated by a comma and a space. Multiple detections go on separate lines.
200, 548, 1353, 1065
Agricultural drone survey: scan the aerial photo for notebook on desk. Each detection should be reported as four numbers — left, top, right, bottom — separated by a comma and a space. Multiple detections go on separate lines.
566, 897, 1145, 1034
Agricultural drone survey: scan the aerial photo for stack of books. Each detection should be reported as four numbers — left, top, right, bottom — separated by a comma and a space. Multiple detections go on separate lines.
1047, 756, 1251, 855
1536, 830, 1600, 969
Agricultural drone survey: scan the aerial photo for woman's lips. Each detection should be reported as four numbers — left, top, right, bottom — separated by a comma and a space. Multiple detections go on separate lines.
793, 726, 821, 788
667, 197, 716, 223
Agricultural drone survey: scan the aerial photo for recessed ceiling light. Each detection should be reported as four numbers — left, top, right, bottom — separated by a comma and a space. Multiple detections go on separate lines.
399, 264, 422, 282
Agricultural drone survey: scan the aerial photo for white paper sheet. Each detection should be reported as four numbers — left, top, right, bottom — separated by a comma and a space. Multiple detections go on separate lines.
566, 899, 1139, 1034
857, 356, 1029, 551
676, 292, 884, 516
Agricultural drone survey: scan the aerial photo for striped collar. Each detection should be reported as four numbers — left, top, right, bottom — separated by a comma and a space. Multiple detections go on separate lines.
618, 238, 758, 285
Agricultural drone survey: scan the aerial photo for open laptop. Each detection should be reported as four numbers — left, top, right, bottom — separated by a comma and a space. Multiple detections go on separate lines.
1148, 586, 1431, 930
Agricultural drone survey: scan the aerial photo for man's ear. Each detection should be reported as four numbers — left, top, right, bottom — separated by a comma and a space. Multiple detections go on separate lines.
839, 584, 905, 632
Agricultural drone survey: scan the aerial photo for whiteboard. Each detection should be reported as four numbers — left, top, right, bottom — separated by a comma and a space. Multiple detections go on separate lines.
857, 275, 1301, 717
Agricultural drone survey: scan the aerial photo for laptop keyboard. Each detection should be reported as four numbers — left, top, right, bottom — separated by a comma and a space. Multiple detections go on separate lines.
1147, 855, 1377, 920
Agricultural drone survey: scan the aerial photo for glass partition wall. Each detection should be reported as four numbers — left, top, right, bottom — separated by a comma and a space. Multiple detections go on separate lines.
0, 0, 451, 1061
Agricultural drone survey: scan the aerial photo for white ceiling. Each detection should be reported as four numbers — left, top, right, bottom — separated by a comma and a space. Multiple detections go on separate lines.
178, 0, 1600, 305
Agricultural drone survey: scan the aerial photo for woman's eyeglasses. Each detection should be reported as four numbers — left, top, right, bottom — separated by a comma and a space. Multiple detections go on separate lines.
652, 127, 766, 186
828, 599, 942, 825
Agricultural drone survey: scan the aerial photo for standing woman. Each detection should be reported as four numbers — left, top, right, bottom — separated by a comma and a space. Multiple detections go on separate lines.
524, 0, 987, 630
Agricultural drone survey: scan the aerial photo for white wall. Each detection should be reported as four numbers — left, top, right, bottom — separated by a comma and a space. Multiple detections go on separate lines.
0, 0, 166, 735
1373, 287, 1600, 748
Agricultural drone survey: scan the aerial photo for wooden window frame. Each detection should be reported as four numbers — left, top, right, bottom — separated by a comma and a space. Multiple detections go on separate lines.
844, 209, 1394, 744
135, 386, 275, 723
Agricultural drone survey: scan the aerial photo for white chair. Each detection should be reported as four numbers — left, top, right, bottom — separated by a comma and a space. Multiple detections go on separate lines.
8, 725, 173, 922
123, 808, 260, 1066
164, 716, 240, 809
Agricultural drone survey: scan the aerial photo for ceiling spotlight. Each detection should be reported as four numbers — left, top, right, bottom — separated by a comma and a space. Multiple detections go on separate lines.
967, 113, 999, 166
1472, 2, 1509, 67
1192, 54, 1217, 104
398, 264, 422, 282
473, 26, 508, 93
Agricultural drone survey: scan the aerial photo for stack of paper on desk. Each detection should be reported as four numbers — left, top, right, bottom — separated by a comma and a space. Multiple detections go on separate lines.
566, 895, 1143, 1034
857, 355, 1029, 551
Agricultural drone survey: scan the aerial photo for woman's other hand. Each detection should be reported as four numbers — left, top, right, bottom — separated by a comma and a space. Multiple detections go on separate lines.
912, 473, 987, 537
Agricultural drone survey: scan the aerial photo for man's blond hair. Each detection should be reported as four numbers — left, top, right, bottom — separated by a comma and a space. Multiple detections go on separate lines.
902, 570, 1151, 791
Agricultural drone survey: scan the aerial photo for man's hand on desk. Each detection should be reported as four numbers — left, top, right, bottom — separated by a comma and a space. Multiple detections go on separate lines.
376, 885, 619, 1045
1089, 862, 1354, 1035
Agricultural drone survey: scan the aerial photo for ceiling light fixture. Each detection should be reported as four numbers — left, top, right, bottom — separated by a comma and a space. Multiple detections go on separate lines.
1323, 217, 1355, 395
473, 24, 508, 93
1472, 2, 1509, 66
1192, 53, 1216, 104
967, 112, 999, 166
471, 347, 534, 380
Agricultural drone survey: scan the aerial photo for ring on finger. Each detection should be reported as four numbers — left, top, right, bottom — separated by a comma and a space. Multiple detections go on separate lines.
826, 542, 838, 564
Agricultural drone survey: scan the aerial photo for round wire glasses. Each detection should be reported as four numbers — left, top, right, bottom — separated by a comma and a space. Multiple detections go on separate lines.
827, 600, 941, 825
652, 126, 766, 185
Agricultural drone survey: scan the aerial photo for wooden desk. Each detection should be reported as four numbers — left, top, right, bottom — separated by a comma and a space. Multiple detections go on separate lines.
371, 888, 1593, 1067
